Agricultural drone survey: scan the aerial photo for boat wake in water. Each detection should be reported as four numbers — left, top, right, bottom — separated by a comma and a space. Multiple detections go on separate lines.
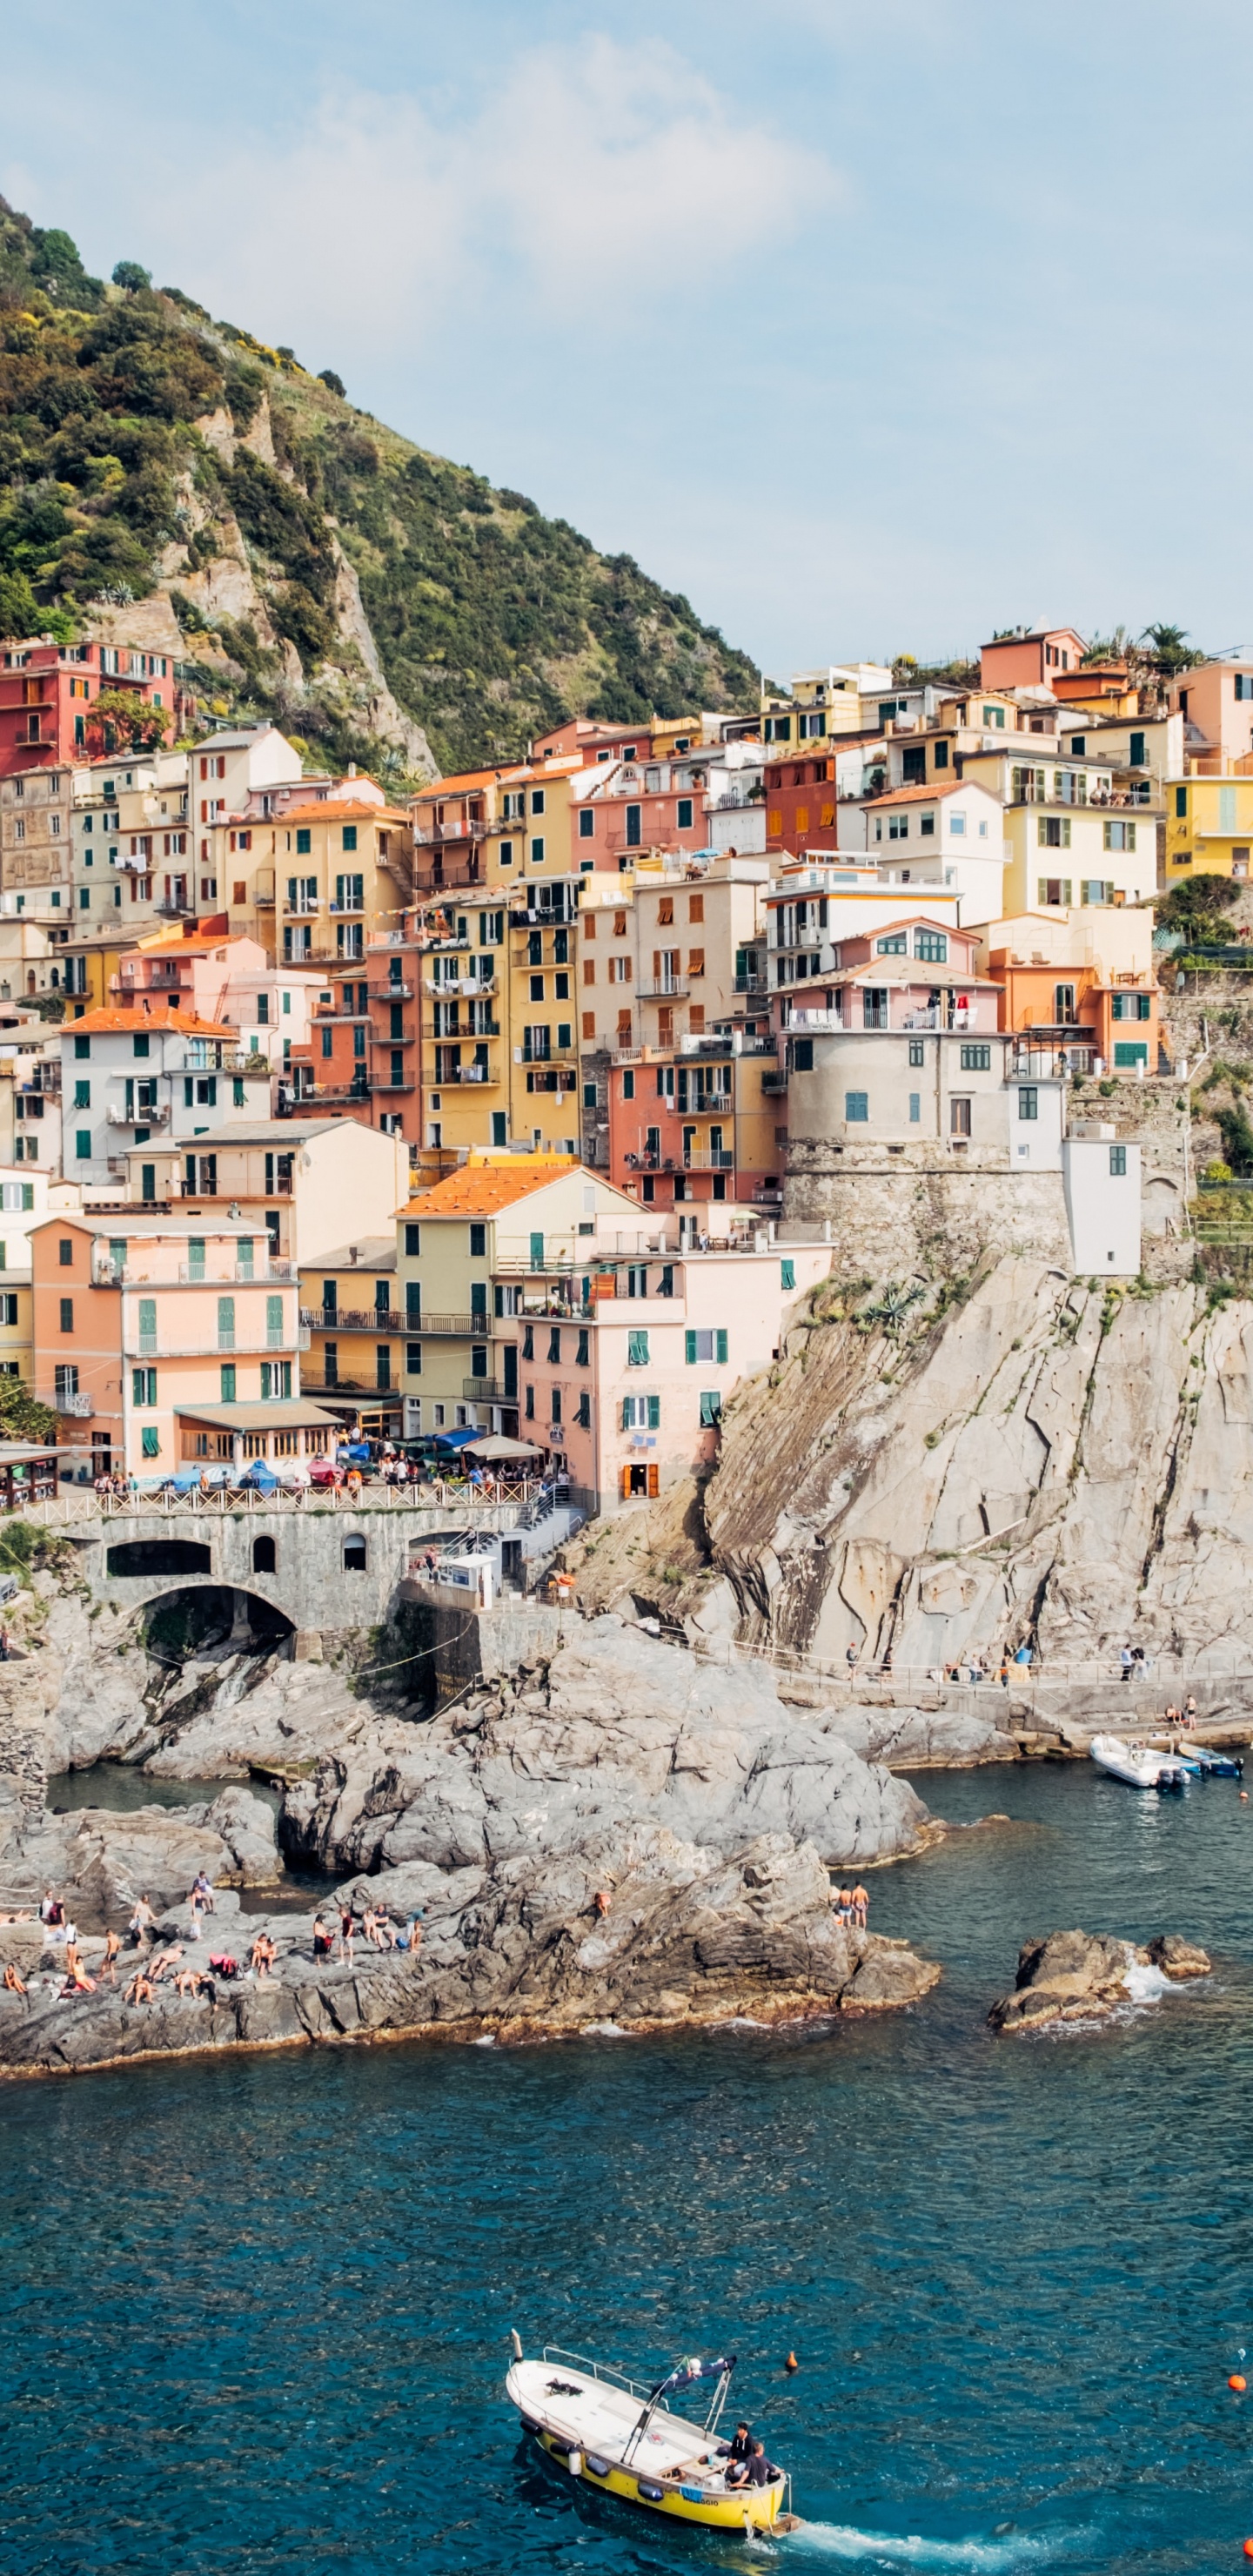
793, 2524, 1083, 2570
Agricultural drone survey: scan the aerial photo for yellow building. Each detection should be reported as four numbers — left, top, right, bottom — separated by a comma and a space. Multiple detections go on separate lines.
298, 1231, 402, 1438
206, 793, 413, 963
419, 885, 581, 1162
394, 1152, 643, 1439
411, 754, 582, 902
0, 1164, 81, 1391
1164, 775, 1253, 882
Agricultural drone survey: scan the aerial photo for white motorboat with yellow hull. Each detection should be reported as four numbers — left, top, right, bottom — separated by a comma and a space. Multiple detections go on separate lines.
506, 2337, 801, 2534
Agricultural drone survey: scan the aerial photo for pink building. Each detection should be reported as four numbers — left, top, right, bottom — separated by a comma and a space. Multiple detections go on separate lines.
774, 916, 1000, 1038
110, 921, 325, 1077
31, 1210, 327, 1482
504, 1236, 831, 1507
979, 628, 1086, 690
571, 757, 712, 874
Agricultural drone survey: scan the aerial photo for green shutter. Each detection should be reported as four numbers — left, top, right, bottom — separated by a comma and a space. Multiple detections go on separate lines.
621, 1398, 633, 1430
530, 1231, 545, 1270
220, 1363, 236, 1402
141, 1425, 160, 1459
267, 1292, 283, 1331
261, 1362, 271, 1399
647, 1394, 660, 1428
685, 1330, 697, 1364
700, 1391, 722, 1428
627, 1329, 649, 1366
137, 1298, 156, 1347
781, 1258, 795, 1290
715, 1329, 728, 1364
21, 1184, 32, 1211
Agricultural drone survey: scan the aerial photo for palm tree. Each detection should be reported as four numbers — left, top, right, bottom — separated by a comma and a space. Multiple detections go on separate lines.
1140, 622, 1198, 676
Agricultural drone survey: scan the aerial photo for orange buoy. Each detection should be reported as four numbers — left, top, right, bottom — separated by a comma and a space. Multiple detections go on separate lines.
1242, 2539, 1253, 2559
784, 2351, 799, 2372
1230, 2373, 1247, 2392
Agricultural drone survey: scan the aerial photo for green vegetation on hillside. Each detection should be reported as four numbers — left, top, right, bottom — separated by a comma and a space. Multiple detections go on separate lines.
0, 199, 757, 776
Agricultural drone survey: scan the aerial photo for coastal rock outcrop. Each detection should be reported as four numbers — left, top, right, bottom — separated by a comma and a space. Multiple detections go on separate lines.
700, 1255, 1253, 1680
278, 1618, 932, 1876
0, 1824, 941, 2077
0, 1789, 281, 1919
988, 1927, 1212, 2032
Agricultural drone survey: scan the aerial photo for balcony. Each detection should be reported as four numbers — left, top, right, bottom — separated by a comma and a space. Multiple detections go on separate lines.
368, 981, 414, 1001
435, 1061, 500, 1086
175, 1258, 294, 1285
636, 980, 690, 1001
329, 902, 365, 917
412, 862, 489, 896
412, 1313, 483, 1336
106, 1101, 171, 1128
462, 1378, 514, 1402
683, 1149, 735, 1171
761, 1070, 788, 1092
369, 1026, 417, 1046
424, 972, 497, 998
300, 1307, 405, 1333
733, 975, 768, 994
56, 1391, 93, 1418
412, 816, 491, 849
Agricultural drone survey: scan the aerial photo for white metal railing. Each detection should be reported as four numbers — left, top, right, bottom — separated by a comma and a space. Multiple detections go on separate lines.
10, 1479, 545, 1521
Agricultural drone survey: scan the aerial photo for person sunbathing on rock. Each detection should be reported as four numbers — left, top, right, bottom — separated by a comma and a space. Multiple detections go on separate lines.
59, 1958, 97, 1997
124, 1968, 155, 2006
250, 1932, 277, 1980
3, 1962, 26, 1996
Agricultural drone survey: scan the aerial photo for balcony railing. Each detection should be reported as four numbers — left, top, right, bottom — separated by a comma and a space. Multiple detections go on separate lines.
369, 1027, 417, 1045
124, 1334, 298, 1360
636, 979, 689, 1001
106, 1102, 171, 1127
177, 1258, 294, 1284
368, 981, 415, 1001
55, 1390, 93, 1417
412, 1313, 484, 1336
432, 1062, 499, 1086
683, 1149, 735, 1170
462, 1377, 514, 1401
412, 816, 491, 848
300, 1307, 405, 1333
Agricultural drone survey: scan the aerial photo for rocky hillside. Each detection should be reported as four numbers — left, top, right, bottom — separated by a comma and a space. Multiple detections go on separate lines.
0, 201, 758, 780
694, 1255, 1253, 1674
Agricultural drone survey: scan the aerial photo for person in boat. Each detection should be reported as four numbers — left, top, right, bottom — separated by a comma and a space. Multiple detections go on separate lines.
727, 2438, 775, 2490
716, 2422, 754, 2471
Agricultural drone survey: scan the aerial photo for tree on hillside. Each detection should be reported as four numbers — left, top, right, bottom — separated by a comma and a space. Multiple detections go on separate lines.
84, 690, 170, 755
1141, 622, 1200, 677
111, 259, 152, 292
0, 569, 40, 640
318, 368, 346, 398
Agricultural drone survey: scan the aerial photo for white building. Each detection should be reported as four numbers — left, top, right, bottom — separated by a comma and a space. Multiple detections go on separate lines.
1063, 1126, 1142, 1275
61, 1004, 272, 1191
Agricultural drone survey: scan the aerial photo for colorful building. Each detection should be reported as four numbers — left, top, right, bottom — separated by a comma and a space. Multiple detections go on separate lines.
60, 1005, 273, 1192
1165, 774, 1253, 882
110, 922, 324, 1084
0, 639, 186, 782
393, 1155, 645, 1441
606, 1040, 782, 1216
978, 628, 1087, 690
0, 1164, 81, 1391
1168, 661, 1253, 773
298, 1232, 402, 1439
30, 1210, 312, 1482
116, 1117, 409, 1265
506, 1234, 831, 1509
977, 909, 1159, 1072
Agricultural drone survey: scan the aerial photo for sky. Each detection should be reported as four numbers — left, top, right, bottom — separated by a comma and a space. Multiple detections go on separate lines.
3, 0, 1252, 681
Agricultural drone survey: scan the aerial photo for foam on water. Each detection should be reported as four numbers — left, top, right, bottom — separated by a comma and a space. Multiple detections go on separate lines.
796, 2525, 1077, 2571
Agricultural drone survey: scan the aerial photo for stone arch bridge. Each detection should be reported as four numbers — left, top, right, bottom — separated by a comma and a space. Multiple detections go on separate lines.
29, 1490, 560, 1656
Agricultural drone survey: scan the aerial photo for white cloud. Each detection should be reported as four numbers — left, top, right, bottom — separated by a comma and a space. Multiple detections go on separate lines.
69, 37, 838, 372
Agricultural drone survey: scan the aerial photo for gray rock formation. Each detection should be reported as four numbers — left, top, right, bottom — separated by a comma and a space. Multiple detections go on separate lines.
0, 1789, 280, 1919
278, 1618, 931, 1876
988, 1927, 1212, 2031
701, 1256, 1253, 1679
0, 1825, 940, 2077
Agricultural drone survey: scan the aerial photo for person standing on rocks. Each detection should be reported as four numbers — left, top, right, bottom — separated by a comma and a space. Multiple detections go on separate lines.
851, 1883, 869, 1929
128, 1895, 157, 1950
338, 1903, 355, 1963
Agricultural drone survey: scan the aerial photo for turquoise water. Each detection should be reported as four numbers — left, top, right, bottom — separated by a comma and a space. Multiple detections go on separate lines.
3, 1760, 1251, 2575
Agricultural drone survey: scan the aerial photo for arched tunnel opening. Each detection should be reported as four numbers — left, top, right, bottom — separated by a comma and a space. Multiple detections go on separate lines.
141, 1584, 295, 1665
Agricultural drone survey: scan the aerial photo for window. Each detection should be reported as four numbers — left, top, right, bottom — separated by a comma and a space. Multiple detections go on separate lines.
469, 1222, 486, 1258
132, 1366, 157, 1406
950, 1097, 972, 1137
1036, 877, 1073, 906
1038, 816, 1071, 848
1055, 983, 1077, 1024
908, 1092, 921, 1122
626, 1329, 650, 1366
1129, 731, 1146, 766
579, 808, 594, 839
57, 1237, 74, 1267
960, 1044, 991, 1070
876, 933, 907, 955
261, 1361, 292, 1399
908, 1038, 925, 1068
406, 1340, 422, 1376
58, 1295, 74, 1332
55, 1362, 78, 1401
888, 813, 908, 840
941, 811, 960, 835
915, 930, 948, 963
1017, 1087, 1038, 1121
677, 797, 694, 829
781, 1258, 795, 1291
1112, 992, 1152, 1021
626, 805, 641, 847
266, 1292, 284, 1349
220, 1362, 237, 1403
1175, 787, 1188, 818
141, 1426, 160, 1459
74, 1034, 90, 1059
340, 824, 358, 852
621, 1069, 634, 1099
404, 1222, 421, 1257
982, 704, 1006, 728
685, 1328, 728, 1364
133, 1033, 150, 1057
1081, 879, 1116, 906
530, 788, 546, 815
1103, 820, 1136, 851
845, 1090, 868, 1123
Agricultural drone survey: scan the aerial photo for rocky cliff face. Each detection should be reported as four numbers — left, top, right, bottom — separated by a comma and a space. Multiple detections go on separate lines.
699, 1253, 1253, 1675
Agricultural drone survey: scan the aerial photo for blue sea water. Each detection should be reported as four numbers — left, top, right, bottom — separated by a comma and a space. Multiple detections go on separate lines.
2, 1759, 1252, 2576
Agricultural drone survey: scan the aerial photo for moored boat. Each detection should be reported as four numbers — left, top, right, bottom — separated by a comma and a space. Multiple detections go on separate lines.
1187, 1745, 1245, 1778
1089, 1735, 1173, 1789
505, 2337, 801, 2532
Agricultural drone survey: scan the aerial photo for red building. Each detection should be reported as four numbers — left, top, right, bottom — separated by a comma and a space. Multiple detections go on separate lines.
606, 1038, 783, 1215
289, 922, 425, 1150
763, 751, 851, 858
0, 640, 195, 780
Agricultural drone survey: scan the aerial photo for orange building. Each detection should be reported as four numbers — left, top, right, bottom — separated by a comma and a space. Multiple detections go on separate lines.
979, 909, 1159, 1072
978, 628, 1087, 690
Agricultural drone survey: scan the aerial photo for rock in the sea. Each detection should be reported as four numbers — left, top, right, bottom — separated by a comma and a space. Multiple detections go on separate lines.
281, 1617, 931, 1877
821, 1703, 1020, 1768
989, 1927, 1212, 2031
0, 1825, 941, 2077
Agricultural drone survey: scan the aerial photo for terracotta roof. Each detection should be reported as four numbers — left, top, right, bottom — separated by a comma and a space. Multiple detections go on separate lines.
864, 782, 973, 808
412, 755, 582, 804
401, 1157, 582, 1218
272, 800, 408, 826
60, 1004, 238, 1037
131, 926, 240, 956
